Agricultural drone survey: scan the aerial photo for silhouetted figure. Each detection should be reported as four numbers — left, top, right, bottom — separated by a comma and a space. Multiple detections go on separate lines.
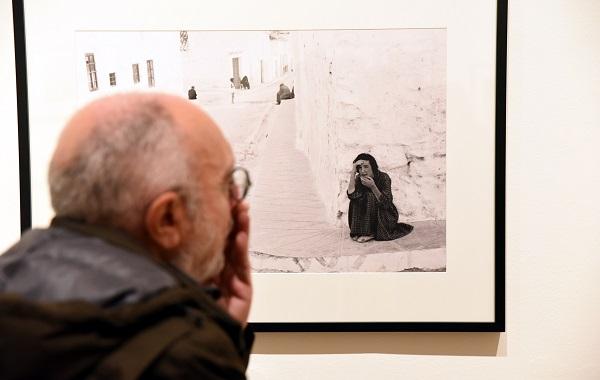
276, 83, 295, 105
230, 78, 235, 104
187, 86, 197, 100
241, 76, 250, 90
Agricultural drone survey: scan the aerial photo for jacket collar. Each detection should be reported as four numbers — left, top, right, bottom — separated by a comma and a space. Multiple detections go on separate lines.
50, 217, 221, 300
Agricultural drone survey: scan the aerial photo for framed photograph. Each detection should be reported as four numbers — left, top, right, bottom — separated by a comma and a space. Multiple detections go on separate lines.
13, 0, 506, 331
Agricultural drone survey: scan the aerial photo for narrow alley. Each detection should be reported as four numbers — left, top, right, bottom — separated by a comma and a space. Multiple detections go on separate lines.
245, 99, 446, 273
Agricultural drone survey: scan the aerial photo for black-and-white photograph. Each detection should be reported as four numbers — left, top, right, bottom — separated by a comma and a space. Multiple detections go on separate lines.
75, 29, 446, 273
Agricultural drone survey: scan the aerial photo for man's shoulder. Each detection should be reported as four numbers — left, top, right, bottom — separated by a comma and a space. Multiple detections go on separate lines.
0, 226, 177, 306
0, 286, 251, 380
138, 287, 253, 379
102, 287, 251, 380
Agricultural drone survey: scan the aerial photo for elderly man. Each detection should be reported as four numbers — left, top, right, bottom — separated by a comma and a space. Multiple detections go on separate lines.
0, 93, 253, 379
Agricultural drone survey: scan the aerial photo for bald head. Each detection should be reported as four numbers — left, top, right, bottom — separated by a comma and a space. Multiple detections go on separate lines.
52, 93, 227, 168
49, 92, 231, 232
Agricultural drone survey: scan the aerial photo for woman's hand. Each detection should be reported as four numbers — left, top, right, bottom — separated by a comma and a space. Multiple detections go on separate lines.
348, 163, 359, 194
360, 176, 383, 201
360, 175, 376, 189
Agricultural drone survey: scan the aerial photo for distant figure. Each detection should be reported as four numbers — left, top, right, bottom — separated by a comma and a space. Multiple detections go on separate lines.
347, 153, 413, 243
230, 78, 235, 104
241, 76, 250, 90
187, 85, 197, 100
276, 83, 295, 105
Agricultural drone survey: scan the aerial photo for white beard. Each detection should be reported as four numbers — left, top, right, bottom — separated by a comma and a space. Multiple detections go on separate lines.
179, 220, 225, 284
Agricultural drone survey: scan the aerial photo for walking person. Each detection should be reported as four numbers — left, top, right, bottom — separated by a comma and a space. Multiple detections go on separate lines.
188, 85, 197, 100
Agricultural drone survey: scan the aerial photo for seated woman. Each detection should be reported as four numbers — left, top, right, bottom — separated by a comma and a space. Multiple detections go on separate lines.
276, 83, 295, 104
241, 75, 250, 89
347, 153, 413, 243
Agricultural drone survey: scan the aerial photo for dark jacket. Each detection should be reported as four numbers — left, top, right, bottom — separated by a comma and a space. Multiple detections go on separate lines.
277, 85, 292, 99
0, 218, 253, 380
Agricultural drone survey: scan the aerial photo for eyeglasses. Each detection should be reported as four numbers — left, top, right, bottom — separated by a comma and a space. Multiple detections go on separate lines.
230, 166, 252, 202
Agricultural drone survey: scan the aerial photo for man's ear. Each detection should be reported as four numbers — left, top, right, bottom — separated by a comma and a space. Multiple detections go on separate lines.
144, 191, 192, 251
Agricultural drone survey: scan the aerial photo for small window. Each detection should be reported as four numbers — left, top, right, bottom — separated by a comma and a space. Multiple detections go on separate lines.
147, 59, 155, 87
109, 72, 116, 86
132, 64, 140, 84
85, 53, 98, 91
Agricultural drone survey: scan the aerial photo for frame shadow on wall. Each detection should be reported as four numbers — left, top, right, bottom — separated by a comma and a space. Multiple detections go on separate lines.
254, 332, 504, 356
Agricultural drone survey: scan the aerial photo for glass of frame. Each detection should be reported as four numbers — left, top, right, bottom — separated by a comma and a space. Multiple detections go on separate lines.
12, 0, 506, 332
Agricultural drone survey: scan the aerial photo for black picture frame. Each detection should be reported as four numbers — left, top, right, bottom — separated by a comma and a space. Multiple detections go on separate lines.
12, 0, 507, 332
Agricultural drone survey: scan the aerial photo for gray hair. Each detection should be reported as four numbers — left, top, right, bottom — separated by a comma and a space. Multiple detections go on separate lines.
49, 96, 197, 229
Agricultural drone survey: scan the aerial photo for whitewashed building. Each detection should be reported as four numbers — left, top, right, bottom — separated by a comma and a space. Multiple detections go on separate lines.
291, 29, 447, 225
74, 30, 292, 104
74, 32, 182, 104
181, 30, 292, 91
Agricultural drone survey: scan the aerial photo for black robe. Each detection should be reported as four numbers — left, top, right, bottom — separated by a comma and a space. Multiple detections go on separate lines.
348, 171, 413, 241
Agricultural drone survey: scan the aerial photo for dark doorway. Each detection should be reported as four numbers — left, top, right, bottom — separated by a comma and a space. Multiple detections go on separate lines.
260, 59, 264, 84
232, 57, 241, 89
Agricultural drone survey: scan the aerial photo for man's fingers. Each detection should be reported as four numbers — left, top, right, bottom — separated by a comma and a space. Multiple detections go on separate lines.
236, 204, 250, 234
236, 232, 249, 266
228, 274, 251, 299
224, 201, 251, 283
234, 231, 251, 283
232, 202, 250, 234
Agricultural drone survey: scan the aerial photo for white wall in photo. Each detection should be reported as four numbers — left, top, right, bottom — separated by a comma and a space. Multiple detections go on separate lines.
293, 29, 446, 225
181, 30, 292, 95
75, 31, 183, 105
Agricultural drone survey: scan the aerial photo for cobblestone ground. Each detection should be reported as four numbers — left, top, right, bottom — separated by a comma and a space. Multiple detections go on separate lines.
198, 82, 279, 170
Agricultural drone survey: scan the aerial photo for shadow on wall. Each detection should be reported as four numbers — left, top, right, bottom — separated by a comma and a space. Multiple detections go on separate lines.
253, 332, 504, 357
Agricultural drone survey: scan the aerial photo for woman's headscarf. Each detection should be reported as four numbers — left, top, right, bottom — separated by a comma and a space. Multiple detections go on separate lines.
352, 153, 381, 190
